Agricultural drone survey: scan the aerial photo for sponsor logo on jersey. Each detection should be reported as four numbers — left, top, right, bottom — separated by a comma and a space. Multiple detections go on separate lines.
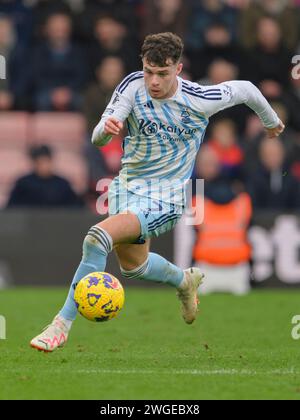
138, 119, 197, 138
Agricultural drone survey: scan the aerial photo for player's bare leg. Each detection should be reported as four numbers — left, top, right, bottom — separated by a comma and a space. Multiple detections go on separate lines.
98, 211, 142, 245
115, 238, 203, 324
114, 240, 151, 271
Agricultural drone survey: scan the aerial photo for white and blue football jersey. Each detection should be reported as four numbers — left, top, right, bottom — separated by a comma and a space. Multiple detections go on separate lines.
92, 72, 280, 206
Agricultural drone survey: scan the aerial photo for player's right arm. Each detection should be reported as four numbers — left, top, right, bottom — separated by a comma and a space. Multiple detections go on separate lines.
102, 117, 124, 137
91, 76, 136, 147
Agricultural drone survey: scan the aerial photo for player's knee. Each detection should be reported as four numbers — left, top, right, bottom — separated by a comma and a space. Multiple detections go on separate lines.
120, 258, 149, 280
83, 225, 113, 257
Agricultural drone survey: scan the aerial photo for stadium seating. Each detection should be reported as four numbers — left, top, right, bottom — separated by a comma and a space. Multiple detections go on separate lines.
0, 112, 30, 149
30, 113, 86, 151
54, 150, 88, 194
0, 112, 88, 206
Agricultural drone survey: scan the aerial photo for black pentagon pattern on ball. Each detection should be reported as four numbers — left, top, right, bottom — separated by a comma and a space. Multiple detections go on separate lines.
95, 316, 110, 322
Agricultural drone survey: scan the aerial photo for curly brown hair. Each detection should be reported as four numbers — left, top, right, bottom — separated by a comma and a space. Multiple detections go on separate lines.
141, 32, 184, 67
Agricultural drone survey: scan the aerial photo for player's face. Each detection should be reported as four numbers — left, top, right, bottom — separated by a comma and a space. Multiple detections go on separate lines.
143, 58, 183, 99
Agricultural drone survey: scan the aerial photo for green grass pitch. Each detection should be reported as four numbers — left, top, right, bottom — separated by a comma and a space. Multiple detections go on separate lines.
0, 287, 300, 400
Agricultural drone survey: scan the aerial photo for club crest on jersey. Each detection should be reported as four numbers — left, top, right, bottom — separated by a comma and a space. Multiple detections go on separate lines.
222, 84, 233, 99
181, 109, 191, 124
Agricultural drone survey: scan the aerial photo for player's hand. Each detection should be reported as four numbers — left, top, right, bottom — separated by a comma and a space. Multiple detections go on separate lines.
104, 117, 124, 136
265, 119, 285, 138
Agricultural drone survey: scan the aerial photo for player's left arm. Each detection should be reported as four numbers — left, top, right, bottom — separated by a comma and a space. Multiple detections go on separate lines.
203, 80, 285, 137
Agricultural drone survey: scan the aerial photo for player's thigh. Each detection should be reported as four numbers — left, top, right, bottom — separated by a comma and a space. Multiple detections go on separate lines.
114, 240, 151, 271
96, 211, 141, 245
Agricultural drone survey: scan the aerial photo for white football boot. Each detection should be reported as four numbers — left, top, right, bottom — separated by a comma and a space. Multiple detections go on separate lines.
30, 315, 69, 353
177, 268, 204, 324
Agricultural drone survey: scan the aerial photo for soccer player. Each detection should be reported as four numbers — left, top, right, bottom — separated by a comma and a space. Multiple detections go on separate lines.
30, 33, 284, 352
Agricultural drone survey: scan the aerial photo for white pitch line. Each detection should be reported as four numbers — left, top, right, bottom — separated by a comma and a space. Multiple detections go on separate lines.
50, 368, 300, 376
75, 369, 300, 376
2, 368, 299, 376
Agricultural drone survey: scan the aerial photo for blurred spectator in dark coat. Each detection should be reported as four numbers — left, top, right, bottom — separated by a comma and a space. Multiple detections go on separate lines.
239, 0, 300, 51
192, 144, 238, 204
290, 134, 300, 182
199, 58, 239, 86
247, 17, 292, 94
224, 0, 250, 8
188, 22, 247, 81
247, 137, 300, 210
31, 0, 72, 42
0, 16, 29, 110
0, 0, 33, 49
199, 59, 251, 134
243, 101, 299, 174
140, 0, 189, 40
7, 145, 83, 208
31, 12, 87, 111
185, 0, 239, 51
206, 119, 244, 182
88, 15, 139, 78
84, 56, 125, 188
75, 0, 138, 43
279, 73, 300, 133
84, 56, 125, 134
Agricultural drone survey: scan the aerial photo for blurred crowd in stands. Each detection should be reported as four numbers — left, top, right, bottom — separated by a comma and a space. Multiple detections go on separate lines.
0, 0, 300, 212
